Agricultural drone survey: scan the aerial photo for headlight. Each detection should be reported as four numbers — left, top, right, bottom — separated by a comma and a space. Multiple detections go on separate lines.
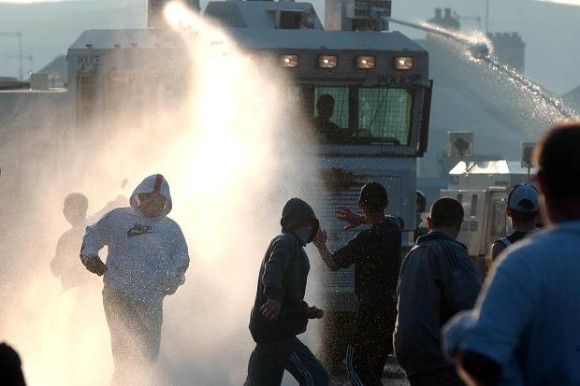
280, 54, 298, 68
394, 56, 413, 70
318, 55, 338, 69
356, 55, 375, 69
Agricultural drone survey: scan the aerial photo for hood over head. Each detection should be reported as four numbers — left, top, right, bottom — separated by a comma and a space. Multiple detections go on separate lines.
130, 174, 172, 217
280, 197, 320, 243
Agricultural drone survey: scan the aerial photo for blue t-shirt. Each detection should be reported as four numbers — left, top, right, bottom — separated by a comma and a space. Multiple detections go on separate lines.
444, 220, 580, 385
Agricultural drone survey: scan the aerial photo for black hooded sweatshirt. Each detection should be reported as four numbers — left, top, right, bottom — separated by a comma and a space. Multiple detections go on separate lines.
249, 198, 319, 343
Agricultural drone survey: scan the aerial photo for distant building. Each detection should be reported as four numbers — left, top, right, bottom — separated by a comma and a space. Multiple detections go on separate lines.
325, 0, 392, 31
428, 8, 461, 31
563, 85, 580, 113
427, 8, 525, 73
488, 32, 525, 72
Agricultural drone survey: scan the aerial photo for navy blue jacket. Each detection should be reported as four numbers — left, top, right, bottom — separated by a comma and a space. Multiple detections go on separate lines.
394, 231, 481, 375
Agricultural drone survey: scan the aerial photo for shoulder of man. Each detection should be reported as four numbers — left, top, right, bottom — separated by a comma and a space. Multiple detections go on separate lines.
271, 232, 302, 251
385, 215, 404, 231
494, 236, 511, 248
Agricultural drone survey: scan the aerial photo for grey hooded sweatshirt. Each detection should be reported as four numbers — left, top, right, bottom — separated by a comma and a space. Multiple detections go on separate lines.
81, 174, 190, 304
249, 198, 320, 343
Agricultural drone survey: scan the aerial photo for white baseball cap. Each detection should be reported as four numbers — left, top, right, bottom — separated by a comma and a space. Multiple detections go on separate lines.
508, 184, 540, 213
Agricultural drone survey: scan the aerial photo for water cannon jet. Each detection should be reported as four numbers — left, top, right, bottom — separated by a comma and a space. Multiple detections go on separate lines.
468, 41, 490, 60
383, 16, 577, 120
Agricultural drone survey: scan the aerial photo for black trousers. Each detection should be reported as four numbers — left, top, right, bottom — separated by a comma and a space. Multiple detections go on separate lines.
245, 336, 329, 386
346, 300, 396, 386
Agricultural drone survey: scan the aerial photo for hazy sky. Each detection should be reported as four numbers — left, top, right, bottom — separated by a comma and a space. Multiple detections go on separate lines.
2, 0, 580, 6
1, 0, 580, 94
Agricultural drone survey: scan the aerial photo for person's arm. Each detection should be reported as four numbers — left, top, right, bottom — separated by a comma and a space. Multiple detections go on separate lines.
336, 206, 365, 230
164, 225, 190, 295
312, 228, 340, 271
260, 237, 292, 320
456, 350, 502, 386
443, 252, 536, 386
80, 212, 111, 276
50, 235, 66, 276
443, 312, 502, 386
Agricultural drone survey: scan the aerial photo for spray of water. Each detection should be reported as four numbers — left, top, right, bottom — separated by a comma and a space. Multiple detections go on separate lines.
385, 16, 578, 123
0, 3, 325, 385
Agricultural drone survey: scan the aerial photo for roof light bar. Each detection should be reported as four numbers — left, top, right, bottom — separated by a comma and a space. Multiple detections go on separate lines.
394, 56, 413, 70
318, 55, 338, 69
356, 55, 375, 69
280, 54, 299, 68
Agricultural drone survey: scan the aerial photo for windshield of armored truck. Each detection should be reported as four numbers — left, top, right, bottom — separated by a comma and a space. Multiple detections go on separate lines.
292, 85, 413, 145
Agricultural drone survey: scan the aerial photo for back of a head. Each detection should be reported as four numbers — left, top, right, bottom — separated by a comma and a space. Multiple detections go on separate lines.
430, 197, 464, 228
534, 121, 580, 200
64, 192, 88, 212
0, 342, 26, 386
507, 184, 539, 223
317, 94, 335, 108
316, 94, 335, 117
359, 181, 388, 213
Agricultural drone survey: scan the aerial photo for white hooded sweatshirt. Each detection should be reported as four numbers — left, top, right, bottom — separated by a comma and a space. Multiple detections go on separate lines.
81, 174, 190, 304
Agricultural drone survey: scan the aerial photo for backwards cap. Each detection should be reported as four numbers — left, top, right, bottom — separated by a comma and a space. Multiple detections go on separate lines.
508, 184, 539, 213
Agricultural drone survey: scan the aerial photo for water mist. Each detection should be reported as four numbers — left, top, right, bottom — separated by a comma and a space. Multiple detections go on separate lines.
0, 3, 324, 385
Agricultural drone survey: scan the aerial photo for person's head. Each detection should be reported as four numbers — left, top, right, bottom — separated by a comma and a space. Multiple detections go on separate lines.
316, 94, 335, 119
130, 174, 172, 218
63, 193, 88, 226
280, 198, 320, 245
358, 181, 388, 215
533, 120, 580, 224
0, 342, 26, 386
428, 197, 464, 237
506, 183, 539, 225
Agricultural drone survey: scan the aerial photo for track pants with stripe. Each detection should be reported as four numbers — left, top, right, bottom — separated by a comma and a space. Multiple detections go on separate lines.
245, 336, 329, 386
346, 301, 395, 386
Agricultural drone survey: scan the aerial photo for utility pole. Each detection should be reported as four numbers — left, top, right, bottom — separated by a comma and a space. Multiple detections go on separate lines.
0, 32, 23, 80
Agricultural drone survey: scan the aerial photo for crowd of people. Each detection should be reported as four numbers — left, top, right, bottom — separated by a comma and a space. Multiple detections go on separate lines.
3, 120, 580, 386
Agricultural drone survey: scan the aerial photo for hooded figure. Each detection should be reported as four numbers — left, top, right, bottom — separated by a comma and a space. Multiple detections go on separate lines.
80, 174, 189, 386
245, 198, 329, 386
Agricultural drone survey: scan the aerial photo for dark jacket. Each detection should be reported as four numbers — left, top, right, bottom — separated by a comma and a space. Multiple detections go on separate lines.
394, 231, 481, 375
249, 198, 319, 343
332, 215, 402, 304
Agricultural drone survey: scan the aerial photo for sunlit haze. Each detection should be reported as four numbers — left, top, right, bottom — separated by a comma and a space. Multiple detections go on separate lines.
0, 2, 324, 385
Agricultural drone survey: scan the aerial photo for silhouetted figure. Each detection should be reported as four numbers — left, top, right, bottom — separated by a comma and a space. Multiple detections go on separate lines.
80, 174, 190, 386
395, 197, 480, 386
0, 342, 26, 386
490, 183, 540, 261
313, 94, 340, 143
51, 193, 90, 291
51, 192, 115, 384
245, 198, 328, 386
315, 182, 402, 385
444, 121, 580, 386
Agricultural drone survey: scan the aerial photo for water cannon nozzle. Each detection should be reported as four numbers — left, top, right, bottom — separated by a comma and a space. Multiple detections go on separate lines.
469, 42, 490, 59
